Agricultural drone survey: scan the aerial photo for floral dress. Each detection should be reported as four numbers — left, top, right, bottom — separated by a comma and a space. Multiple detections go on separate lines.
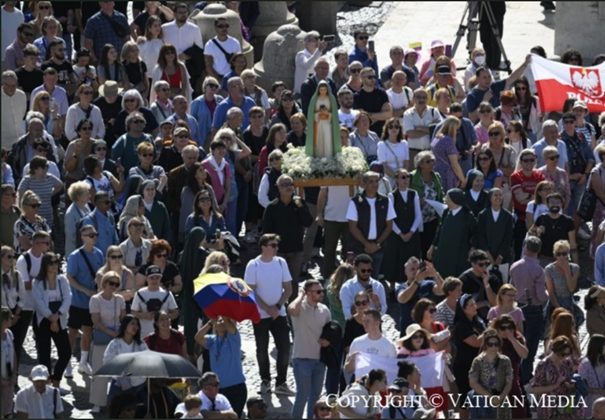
530, 357, 576, 419
13, 216, 51, 254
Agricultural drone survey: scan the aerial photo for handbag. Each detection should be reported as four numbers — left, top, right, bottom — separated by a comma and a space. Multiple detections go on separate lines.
577, 168, 602, 221
93, 298, 118, 346
101, 12, 130, 38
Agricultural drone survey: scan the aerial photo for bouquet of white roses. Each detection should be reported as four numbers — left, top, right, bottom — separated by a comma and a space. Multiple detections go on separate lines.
282, 146, 368, 179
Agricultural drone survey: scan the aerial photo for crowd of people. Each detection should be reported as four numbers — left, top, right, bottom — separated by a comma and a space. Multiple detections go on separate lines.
2, 0, 605, 419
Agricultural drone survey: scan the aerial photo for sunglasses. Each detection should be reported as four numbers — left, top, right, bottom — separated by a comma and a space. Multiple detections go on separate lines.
84, 233, 98, 238
360, 269, 373, 274
488, 131, 501, 137
498, 325, 514, 330
156, 253, 168, 259
521, 158, 536, 163
548, 155, 560, 160
388, 125, 401, 129
397, 175, 410, 179
350, 68, 361, 73
207, 84, 219, 89
479, 109, 491, 114
357, 35, 369, 40
486, 341, 501, 348
107, 281, 120, 287
109, 255, 123, 260
355, 300, 369, 306
412, 334, 425, 340
265, 243, 278, 248
28, 203, 41, 208
555, 251, 569, 257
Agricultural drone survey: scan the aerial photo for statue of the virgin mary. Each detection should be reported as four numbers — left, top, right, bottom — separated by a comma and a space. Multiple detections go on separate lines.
305, 80, 342, 158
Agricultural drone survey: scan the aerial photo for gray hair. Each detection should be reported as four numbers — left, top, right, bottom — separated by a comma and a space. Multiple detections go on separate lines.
227, 77, 243, 90
276, 174, 294, 186
542, 119, 558, 130
414, 150, 435, 170
542, 145, 558, 158
125, 112, 145, 130
202, 76, 219, 90
181, 144, 199, 158
213, 127, 237, 143
153, 80, 170, 92
121, 89, 144, 108
404, 256, 420, 268
26, 117, 44, 129
2, 70, 17, 83
314, 56, 330, 69
524, 235, 542, 254
25, 111, 45, 125
361, 171, 380, 183
226, 107, 243, 119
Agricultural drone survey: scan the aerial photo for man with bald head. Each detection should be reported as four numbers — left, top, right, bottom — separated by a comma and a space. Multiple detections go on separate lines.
593, 397, 605, 420
300, 56, 337, 115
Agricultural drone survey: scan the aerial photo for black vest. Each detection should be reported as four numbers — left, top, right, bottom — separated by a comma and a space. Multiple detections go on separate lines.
353, 193, 389, 240
393, 189, 416, 233
267, 168, 281, 201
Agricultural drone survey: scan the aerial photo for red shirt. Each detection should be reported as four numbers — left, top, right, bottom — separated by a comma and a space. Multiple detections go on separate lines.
510, 170, 545, 220
144, 329, 185, 356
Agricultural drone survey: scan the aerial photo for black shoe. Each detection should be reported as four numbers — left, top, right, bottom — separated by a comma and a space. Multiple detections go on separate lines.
541, 1, 556, 11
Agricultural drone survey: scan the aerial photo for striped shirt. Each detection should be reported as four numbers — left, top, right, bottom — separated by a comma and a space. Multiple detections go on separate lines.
17, 174, 63, 227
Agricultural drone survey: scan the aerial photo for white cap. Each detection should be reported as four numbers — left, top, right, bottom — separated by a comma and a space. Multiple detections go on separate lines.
31, 365, 50, 381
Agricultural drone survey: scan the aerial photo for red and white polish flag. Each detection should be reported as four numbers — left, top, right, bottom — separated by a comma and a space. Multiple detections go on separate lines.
530, 53, 605, 113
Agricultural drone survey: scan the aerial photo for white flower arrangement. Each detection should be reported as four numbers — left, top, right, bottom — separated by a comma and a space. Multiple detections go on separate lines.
282, 145, 368, 179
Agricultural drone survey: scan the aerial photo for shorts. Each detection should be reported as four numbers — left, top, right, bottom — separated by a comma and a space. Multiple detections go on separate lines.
67, 306, 93, 329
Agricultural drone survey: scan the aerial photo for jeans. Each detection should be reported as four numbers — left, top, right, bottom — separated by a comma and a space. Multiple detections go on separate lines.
520, 305, 545, 384
235, 176, 249, 238
568, 179, 585, 216
302, 203, 318, 261
467, 389, 497, 419
252, 316, 291, 385
292, 358, 326, 419
221, 382, 247, 417
226, 197, 238, 236
36, 318, 72, 382
370, 248, 385, 277
322, 221, 349, 279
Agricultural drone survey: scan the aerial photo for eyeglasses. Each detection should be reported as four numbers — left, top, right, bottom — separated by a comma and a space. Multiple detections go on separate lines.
109, 254, 123, 259
350, 68, 361, 73
357, 35, 369, 40
555, 251, 569, 257
84, 233, 98, 238
397, 175, 410, 179
521, 158, 536, 163
107, 281, 120, 287
548, 155, 560, 160
359, 269, 373, 274
156, 253, 168, 259
264, 243, 278, 248
486, 341, 501, 348
355, 300, 369, 306
488, 131, 501, 137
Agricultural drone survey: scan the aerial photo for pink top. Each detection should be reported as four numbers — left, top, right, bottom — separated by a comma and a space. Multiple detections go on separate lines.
202, 158, 231, 205
486, 306, 525, 325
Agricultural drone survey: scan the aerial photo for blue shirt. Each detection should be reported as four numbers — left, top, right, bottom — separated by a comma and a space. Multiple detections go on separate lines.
465, 80, 506, 114
168, 113, 200, 145
396, 280, 438, 334
191, 94, 223, 145
348, 46, 378, 75
339, 276, 387, 319
211, 96, 256, 130
111, 133, 154, 173
84, 11, 130, 59
184, 213, 226, 238
67, 247, 104, 309
205, 331, 246, 388
595, 242, 605, 287
532, 138, 569, 169
81, 209, 119, 256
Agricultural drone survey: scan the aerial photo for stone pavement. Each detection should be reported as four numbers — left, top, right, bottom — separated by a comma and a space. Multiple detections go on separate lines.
13, 2, 591, 419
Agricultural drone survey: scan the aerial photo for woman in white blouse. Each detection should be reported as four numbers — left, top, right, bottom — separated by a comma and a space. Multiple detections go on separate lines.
65, 84, 105, 141
104, 314, 148, 406
89, 271, 126, 412
137, 16, 165, 83
378, 117, 410, 187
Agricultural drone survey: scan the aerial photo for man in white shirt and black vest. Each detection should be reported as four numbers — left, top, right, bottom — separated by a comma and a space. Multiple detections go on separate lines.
346, 171, 396, 276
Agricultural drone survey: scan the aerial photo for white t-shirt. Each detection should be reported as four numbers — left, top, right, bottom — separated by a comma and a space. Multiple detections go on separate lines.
387, 87, 413, 123
377, 140, 409, 173
175, 391, 232, 417
338, 382, 380, 419
346, 196, 396, 240
1, 7, 24, 61
131, 287, 178, 337
339, 109, 359, 130
89, 293, 126, 331
402, 106, 440, 150
244, 256, 292, 319
324, 186, 352, 222
349, 333, 397, 358
14, 384, 63, 418
203, 36, 241, 76
15, 251, 42, 311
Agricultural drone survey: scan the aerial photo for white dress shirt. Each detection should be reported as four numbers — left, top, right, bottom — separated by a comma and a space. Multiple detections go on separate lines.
293, 47, 322, 94
161, 21, 204, 54
1, 88, 26, 147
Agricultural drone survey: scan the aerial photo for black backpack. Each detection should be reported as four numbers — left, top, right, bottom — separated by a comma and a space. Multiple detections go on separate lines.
136, 291, 169, 313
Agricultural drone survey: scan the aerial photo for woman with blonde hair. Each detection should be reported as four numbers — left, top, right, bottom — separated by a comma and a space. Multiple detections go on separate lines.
201, 251, 230, 275
33, 16, 64, 62
30, 91, 61, 137
64, 181, 92, 256
481, 121, 516, 209
95, 246, 135, 308
431, 116, 465, 190
487, 284, 525, 333
121, 41, 150, 102
29, 1, 54, 38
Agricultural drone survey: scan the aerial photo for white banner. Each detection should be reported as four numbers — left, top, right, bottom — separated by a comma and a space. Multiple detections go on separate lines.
355, 351, 445, 388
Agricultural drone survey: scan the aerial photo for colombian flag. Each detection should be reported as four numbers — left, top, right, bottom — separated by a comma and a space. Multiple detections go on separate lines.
193, 272, 261, 323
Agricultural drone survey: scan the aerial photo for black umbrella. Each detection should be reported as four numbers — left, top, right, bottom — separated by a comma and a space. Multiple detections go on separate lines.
95, 350, 201, 413
95, 350, 201, 378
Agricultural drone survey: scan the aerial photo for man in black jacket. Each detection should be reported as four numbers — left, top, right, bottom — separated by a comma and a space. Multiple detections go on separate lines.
300, 57, 337, 115
262, 174, 313, 296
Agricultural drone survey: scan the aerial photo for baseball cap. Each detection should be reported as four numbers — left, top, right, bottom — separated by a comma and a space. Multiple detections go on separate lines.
31, 365, 50, 381
573, 100, 588, 110
388, 378, 409, 392
431, 40, 445, 50
146, 265, 162, 277
404, 48, 419, 57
